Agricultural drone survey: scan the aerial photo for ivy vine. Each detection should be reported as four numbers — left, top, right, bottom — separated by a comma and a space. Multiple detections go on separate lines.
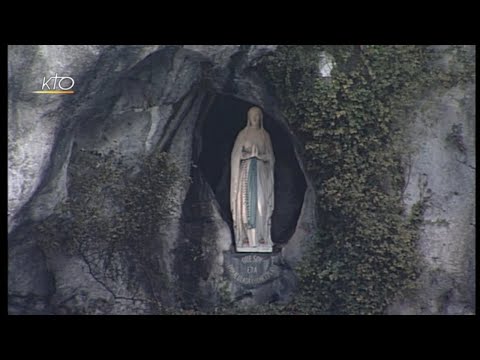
255, 45, 462, 314
37, 148, 186, 314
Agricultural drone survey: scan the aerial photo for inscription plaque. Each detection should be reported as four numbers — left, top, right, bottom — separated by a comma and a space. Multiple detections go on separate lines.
225, 253, 279, 287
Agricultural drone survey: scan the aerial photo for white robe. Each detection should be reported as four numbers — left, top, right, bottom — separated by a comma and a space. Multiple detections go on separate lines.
231, 126, 274, 252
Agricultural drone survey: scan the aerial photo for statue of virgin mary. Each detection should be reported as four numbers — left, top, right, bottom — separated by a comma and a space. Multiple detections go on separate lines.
230, 106, 274, 252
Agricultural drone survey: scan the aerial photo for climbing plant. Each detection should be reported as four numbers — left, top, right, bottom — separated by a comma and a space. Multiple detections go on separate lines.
37, 148, 186, 313
256, 45, 456, 314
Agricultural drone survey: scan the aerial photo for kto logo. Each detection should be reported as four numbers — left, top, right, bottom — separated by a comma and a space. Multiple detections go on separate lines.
32, 73, 75, 94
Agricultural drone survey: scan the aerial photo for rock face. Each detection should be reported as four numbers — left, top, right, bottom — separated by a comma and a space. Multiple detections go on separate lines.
8, 45, 475, 314
388, 67, 476, 314
8, 45, 314, 314
386, 45, 475, 314
8, 45, 166, 232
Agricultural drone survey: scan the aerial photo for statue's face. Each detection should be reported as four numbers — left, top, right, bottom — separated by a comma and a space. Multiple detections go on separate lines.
249, 111, 261, 128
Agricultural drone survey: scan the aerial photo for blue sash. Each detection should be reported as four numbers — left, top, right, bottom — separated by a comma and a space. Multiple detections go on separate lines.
247, 158, 257, 229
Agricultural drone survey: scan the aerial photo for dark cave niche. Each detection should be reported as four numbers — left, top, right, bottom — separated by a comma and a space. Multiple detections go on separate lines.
196, 95, 307, 245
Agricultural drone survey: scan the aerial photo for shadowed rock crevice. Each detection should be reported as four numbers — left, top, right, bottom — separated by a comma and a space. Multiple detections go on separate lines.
11, 45, 313, 313
196, 95, 307, 246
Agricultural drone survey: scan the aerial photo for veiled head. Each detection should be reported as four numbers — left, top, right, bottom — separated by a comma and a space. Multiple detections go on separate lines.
247, 106, 263, 129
